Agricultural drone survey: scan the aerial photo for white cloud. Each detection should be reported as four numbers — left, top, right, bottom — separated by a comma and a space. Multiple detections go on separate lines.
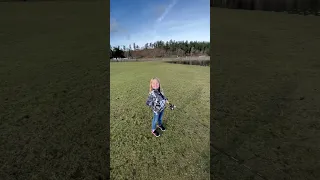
156, 0, 178, 23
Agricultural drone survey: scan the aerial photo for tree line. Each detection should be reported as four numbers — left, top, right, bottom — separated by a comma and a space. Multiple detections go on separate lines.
110, 40, 210, 59
211, 0, 320, 15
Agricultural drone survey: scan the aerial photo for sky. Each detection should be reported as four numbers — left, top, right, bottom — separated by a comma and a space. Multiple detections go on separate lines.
110, 0, 210, 48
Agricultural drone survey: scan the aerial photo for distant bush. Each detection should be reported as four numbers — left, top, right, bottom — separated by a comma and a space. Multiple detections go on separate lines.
166, 59, 210, 66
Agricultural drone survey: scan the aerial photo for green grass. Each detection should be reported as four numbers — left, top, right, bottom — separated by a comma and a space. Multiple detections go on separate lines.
0, 2, 108, 179
110, 62, 210, 179
211, 8, 320, 180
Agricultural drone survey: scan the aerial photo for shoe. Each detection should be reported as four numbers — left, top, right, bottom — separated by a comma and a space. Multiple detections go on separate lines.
152, 130, 160, 137
158, 124, 166, 131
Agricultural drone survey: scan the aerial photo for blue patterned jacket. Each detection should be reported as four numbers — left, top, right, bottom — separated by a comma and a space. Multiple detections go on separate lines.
146, 89, 168, 115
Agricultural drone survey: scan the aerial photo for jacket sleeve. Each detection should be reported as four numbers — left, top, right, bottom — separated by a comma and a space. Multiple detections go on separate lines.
146, 93, 154, 107
161, 91, 168, 101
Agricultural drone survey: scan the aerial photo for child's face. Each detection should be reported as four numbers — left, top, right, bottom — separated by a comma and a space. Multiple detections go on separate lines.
151, 80, 159, 89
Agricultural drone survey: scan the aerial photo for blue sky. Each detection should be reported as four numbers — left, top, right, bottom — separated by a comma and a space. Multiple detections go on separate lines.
110, 0, 210, 48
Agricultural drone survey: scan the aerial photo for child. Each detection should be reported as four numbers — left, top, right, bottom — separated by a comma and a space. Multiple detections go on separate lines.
146, 77, 169, 137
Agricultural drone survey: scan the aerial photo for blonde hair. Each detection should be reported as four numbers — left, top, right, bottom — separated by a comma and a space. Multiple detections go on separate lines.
149, 77, 161, 92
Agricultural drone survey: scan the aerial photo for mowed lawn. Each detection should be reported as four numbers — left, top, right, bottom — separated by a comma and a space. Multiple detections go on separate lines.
0, 2, 108, 179
110, 62, 210, 179
211, 8, 320, 180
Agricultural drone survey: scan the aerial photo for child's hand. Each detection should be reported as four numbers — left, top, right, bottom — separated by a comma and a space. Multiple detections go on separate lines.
169, 103, 176, 110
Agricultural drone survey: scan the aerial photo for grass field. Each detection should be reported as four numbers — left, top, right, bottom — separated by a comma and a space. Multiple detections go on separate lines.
110, 62, 210, 179
0, 2, 108, 179
211, 8, 320, 180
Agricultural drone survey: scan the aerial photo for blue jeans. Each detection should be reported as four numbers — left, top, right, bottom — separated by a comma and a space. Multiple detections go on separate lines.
152, 110, 164, 131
